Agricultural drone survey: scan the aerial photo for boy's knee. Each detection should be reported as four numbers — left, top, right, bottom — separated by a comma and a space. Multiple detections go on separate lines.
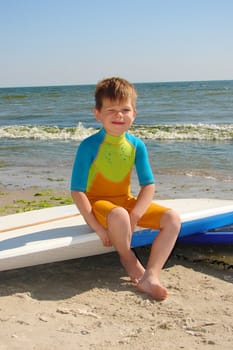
107, 207, 131, 238
161, 209, 181, 231
108, 206, 129, 223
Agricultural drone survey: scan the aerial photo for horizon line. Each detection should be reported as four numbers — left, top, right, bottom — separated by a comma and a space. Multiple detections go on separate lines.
1, 78, 233, 89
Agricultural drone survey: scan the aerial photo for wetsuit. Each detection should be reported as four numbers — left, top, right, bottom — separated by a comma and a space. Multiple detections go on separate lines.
71, 128, 168, 228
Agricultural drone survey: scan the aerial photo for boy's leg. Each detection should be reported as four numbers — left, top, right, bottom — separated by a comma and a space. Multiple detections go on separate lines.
137, 209, 181, 300
92, 200, 145, 282
107, 207, 145, 283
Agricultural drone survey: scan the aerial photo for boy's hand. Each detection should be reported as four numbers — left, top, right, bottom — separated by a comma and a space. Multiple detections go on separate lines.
97, 228, 112, 247
102, 234, 112, 247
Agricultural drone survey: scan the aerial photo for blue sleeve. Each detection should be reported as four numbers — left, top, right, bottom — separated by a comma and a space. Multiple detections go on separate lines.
135, 138, 155, 186
70, 139, 95, 192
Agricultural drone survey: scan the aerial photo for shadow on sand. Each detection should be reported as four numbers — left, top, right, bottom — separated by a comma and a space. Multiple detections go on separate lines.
0, 243, 232, 302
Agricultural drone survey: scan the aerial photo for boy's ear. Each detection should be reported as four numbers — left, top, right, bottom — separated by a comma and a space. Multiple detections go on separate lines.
93, 108, 101, 121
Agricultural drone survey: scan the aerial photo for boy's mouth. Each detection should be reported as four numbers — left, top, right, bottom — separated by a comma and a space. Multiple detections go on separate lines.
112, 121, 124, 125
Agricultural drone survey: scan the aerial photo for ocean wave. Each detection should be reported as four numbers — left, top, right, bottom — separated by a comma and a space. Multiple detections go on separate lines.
0, 123, 232, 141
0, 123, 95, 141
132, 124, 233, 140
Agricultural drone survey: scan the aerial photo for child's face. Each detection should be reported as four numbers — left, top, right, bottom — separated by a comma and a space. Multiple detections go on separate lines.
94, 98, 136, 136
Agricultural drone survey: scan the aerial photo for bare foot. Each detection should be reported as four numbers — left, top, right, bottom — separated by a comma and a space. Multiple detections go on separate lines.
137, 274, 168, 301
120, 252, 145, 283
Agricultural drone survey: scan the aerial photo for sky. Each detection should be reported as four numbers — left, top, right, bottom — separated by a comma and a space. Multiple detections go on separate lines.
1, 0, 233, 87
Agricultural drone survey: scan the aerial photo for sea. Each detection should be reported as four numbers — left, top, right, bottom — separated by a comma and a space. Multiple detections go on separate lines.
0, 80, 233, 200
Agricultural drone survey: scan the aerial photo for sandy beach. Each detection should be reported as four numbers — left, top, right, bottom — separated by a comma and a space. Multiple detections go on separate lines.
0, 188, 233, 349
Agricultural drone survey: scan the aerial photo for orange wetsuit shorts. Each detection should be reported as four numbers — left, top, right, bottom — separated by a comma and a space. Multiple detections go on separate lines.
91, 196, 169, 229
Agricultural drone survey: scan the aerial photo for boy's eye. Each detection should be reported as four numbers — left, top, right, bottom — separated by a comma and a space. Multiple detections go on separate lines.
106, 109, 116, 115
104, 108, 131, 116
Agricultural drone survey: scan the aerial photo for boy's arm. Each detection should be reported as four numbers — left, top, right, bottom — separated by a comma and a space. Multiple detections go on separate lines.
129, 183, 155, 231
71, 191, 112, 246
132, 137, 156, 230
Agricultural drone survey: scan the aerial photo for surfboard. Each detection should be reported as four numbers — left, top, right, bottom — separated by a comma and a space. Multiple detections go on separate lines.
177, 231, 233, 245
0, 198, 233, 272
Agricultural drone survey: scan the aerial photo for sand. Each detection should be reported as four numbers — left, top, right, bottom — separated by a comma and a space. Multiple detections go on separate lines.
0, 188, 233, 349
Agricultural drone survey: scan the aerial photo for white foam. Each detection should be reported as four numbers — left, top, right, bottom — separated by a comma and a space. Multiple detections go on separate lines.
1, 123, 232, 141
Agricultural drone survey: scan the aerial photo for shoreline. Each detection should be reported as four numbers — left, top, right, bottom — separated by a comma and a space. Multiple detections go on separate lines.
0, 187, 72, 216
1, 170, 233, 216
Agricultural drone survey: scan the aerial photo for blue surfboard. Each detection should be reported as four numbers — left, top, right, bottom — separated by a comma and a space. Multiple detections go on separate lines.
177, 231, 233, 245
131, 210, 233, 248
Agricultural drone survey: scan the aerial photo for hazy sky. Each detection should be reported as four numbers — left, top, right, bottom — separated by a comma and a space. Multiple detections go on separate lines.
1, 0, 233, 87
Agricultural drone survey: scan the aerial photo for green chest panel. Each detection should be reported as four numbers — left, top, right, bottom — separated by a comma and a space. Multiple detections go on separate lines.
88, 133, 135, 187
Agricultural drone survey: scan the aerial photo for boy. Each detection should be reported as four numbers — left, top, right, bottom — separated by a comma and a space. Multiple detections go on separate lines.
71, 77, 181, 300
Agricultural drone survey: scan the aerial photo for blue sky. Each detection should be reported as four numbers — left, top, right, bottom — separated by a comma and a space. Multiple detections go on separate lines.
1, 0, 233, 87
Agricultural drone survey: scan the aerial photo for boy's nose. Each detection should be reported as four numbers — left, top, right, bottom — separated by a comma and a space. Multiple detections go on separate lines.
116, 110, 123, 117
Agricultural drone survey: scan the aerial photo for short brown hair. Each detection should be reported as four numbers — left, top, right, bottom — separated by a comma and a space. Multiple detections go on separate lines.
94, 77, 137, 110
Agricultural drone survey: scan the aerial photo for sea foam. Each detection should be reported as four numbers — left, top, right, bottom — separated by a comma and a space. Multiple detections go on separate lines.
0, 123, 232, 141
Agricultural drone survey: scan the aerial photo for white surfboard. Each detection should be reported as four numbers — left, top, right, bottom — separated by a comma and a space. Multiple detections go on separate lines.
0, 198, 233, 272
